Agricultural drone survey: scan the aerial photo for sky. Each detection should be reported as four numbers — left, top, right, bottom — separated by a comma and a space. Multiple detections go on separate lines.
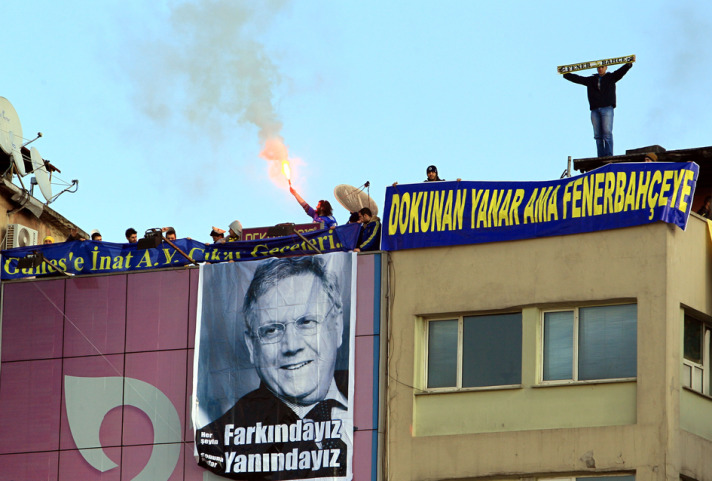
3, 0, 712, 243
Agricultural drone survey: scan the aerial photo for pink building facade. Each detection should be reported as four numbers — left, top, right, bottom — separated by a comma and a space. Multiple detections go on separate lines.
0, 253, 382, 480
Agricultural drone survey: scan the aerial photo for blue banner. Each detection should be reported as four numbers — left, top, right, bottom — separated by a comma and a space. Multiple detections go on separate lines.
382, 162, 698, 251
204, 223, 360, 262
1, 224, 361, 280
1, 239, 207, 280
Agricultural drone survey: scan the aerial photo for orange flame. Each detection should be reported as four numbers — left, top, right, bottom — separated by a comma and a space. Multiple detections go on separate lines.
282, 160, 291, 181
260, 137, 292, 189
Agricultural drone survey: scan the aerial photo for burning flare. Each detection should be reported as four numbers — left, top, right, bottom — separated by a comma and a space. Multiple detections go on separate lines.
261, 136, 290, 188
261, 136, 302, 190
282, 160, 291, 185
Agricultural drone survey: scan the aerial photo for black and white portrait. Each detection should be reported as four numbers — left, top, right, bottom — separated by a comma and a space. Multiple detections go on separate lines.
193, 252, 355, 481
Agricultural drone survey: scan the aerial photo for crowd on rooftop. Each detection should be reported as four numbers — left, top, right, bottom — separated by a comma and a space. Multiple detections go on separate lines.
40, 194, 386, 254
36, 164, 473, 253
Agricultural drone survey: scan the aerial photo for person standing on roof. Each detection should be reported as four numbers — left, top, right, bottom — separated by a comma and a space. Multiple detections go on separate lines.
289, 186, 338, 229
355, 207, 380, 252
163, 227, 177, 241
216, 220, 243, 244
209, 227, 225, 244
125, 228, 138, 243
425, 165, 444, 182
563, 58, 634, 158
424, 165, 460, 182
226, 220, 242, 241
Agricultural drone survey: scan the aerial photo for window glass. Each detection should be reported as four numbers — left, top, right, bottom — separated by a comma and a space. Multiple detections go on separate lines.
462, 313, 522, 387
578, 304, 637, 380
427, 319, 458, 388
543, 311, 574, 380
684, 315, 702, 363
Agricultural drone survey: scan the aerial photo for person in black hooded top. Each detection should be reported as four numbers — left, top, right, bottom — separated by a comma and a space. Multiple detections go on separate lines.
563, 58, 634, 158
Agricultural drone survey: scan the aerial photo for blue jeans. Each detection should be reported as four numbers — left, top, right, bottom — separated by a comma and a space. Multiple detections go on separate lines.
591, 106, 614, 157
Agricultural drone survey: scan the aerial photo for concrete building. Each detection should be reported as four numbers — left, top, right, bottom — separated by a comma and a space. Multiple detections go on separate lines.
383, 148, 712, 481
3, 140, 712, 481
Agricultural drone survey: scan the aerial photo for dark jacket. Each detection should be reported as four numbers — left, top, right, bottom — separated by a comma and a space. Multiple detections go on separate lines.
357, 218, 381, 251
196, 380, 349, 480
564, 63, 632, 110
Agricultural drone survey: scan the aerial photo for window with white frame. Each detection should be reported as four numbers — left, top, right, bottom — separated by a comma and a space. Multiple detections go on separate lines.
683, 313, 711, 395
542, 304, 637, 382
426, 312, 522, 389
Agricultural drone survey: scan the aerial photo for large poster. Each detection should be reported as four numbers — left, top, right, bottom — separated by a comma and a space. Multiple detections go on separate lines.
193, 252, 356, 480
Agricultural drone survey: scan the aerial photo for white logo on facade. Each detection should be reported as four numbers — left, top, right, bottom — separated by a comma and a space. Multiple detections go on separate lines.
64, 375, 181, 481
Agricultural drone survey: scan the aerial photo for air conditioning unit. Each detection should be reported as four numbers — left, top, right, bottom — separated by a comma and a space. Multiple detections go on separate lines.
6, 224, 39, 248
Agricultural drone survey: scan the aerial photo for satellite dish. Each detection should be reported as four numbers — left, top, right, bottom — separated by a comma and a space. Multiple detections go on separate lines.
333, 184, 379, 217
0, 97, 19, 155
0, 97, 25, 176
30, 147, 52, 202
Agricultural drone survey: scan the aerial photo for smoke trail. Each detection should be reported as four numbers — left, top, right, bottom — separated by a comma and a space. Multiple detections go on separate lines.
260, 135, 298, 190
134, 0, 289, 145
645, 1, 712, 144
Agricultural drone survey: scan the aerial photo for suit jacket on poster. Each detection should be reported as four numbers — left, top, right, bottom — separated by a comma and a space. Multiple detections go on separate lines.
196, 379, 349, 480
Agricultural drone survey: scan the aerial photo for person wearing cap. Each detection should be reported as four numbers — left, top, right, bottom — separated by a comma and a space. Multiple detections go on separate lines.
90, 229, 102, 241
563, 58, 634, 158
43, 236, 54, 245
289, 186, 338, 229
425, 165, 444, 182
392, 165, 458, 187
215, 220, 243, 244
209, 227, 225, 243
227, 220, 242, 241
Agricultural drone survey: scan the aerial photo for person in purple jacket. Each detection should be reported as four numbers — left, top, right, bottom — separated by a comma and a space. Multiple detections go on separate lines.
289, 186, 337, 229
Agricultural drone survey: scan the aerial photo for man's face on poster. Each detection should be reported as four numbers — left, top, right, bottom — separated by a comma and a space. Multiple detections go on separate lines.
245, 272, 343, 405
